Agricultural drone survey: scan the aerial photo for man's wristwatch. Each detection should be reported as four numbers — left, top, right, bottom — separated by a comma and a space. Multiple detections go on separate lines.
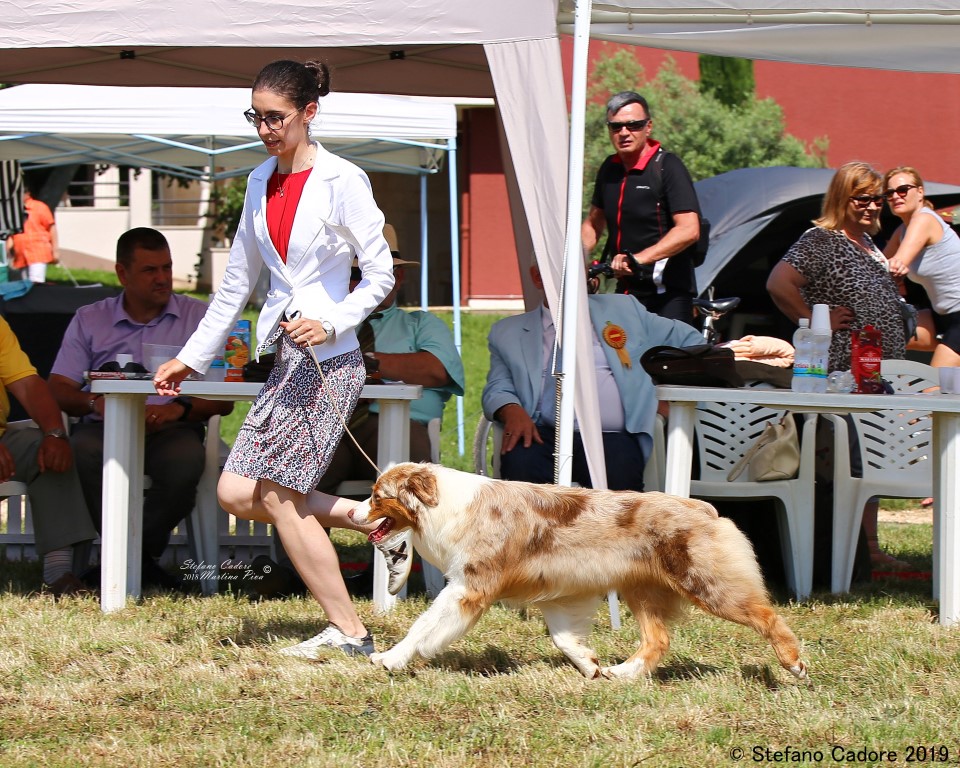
320, 319, 335, 343
363, 352, 382, 380
43, 428, 68, 440
173, 396, 193, 421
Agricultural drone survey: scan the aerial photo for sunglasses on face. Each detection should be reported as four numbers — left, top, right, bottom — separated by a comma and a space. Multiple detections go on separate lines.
849, 194, 884, 208
884, 184, 918, 200
607, 119, 650, 132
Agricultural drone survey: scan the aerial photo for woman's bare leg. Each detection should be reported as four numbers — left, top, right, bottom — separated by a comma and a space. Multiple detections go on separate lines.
217, 471, 368, 637
218, 471, 374, 532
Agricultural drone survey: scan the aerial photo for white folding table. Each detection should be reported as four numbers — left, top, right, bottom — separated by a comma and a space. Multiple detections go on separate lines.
90, 379, 421, 613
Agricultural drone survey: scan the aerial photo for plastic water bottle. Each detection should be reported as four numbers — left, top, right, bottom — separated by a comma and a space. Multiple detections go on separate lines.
809, 304, 832, 394
791, 318, 813, 393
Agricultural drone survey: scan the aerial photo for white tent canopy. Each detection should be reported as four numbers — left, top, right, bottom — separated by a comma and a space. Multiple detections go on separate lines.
558, 1, 960, 74
0, 85, 459, 181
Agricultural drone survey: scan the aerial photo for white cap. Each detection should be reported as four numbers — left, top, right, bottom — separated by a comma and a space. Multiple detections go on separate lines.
115, 353, 133, 367
811, 304, 831, 332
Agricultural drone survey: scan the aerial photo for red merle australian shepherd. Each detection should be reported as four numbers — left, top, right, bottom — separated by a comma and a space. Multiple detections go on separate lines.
352, 462, 807, 681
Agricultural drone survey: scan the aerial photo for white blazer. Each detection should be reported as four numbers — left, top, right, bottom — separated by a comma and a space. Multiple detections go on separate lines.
178, 141, 395, 372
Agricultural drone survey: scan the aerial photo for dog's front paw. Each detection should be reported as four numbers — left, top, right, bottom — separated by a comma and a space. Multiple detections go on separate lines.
601, 659, 647, 680
370, 649, 410, 672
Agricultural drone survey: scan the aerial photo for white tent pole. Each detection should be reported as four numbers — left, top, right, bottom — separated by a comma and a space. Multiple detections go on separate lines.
557, 0, 593, 488
420, 173, 429, 312
447, 137, 465, 456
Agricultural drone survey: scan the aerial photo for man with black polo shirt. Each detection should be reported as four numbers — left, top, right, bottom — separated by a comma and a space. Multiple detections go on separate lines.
582, 91, 702, 324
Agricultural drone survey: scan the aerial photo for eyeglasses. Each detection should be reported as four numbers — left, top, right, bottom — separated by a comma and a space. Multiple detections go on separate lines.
849, 194, 884, 208
243, 108, 303, 131
607, 119, 650, 132
884, 184, 918, 200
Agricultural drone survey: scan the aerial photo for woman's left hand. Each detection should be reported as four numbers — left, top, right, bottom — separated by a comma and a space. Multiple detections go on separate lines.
888, 258, 909, 278
280, 317, 328, 347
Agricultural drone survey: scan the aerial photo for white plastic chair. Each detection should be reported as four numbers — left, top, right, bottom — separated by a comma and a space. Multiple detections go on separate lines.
688, 384, 818, 600
881, 359, 940, 395
1, 420, 48, 562
472, 414, 666, 493
180, 414, 229, 595
825, 359, 936, 593
334, 417, 444, 599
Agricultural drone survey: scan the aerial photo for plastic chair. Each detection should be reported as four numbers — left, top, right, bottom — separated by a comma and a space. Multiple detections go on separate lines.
825, 359, 937, 593
333, 417, 444, 598
472, 414, 666, 492
1, 420, 47, 562
881, 359, 940, 395
688, 384, 818, 600
179, 414, 229, 595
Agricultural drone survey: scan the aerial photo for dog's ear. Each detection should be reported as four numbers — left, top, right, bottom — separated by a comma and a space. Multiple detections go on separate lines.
402, 468, 439, 508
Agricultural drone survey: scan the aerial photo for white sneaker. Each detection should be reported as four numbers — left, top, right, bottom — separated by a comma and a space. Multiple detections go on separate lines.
278, 625, 375, 659
373, 529, 413, 595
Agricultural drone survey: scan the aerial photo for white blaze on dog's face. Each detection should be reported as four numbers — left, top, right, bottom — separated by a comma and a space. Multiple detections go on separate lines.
355, 462, 440, 543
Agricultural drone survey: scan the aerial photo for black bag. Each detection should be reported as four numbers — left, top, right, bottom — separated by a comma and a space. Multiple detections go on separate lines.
649, 150, 710, 267
241, 353, 275, 383
640, 344, 744, 388
897, 297, 919, 341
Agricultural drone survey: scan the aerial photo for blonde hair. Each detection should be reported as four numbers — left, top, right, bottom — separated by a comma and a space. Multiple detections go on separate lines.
814, 161, 882, 234
883, 165, 933, 210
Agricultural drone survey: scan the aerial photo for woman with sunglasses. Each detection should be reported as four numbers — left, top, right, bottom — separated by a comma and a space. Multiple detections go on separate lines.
883, 166, 960, 370
768, 161, 908, 571
767, 161, 905, 372
153, 60, 404, 659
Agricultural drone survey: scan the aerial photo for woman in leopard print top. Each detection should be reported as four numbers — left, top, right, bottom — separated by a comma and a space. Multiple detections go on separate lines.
767, 161, 905, 371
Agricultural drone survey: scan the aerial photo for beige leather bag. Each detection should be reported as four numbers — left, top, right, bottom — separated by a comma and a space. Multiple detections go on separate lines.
726, 414, 800, 482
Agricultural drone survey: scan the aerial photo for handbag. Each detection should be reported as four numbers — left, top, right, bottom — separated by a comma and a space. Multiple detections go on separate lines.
726, 414, 800, 482
897, 297, 919, 342
640, 344, 744, 388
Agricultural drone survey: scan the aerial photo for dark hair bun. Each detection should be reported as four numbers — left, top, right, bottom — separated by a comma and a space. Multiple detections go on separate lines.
305, 60, 331, 98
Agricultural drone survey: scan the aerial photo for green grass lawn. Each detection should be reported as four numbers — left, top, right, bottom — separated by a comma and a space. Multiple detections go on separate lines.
0, 518, 954, 767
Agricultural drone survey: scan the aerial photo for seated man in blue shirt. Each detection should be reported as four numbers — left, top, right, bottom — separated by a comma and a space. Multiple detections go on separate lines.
482, 264, 703, 490
317, 225, 464, 492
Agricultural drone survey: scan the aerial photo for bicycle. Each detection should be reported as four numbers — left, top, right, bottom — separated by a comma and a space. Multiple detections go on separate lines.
588, 258, 740, 343
694, 289, 740, 344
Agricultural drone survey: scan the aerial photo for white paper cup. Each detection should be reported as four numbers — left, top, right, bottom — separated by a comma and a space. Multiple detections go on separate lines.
141, 343, 181, 373
115, 353, 134, 367
810, 303, 831, 332
939, 366, 960, 395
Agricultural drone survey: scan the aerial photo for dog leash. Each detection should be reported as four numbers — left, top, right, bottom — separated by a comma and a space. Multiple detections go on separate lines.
288, 309, 383, 477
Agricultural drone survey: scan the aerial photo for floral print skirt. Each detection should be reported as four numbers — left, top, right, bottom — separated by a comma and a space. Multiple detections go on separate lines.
224, 333, 364, 495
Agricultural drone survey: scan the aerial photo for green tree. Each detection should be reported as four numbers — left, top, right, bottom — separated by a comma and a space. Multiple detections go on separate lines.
583, 51, 828, 215
699, 55, 755, 107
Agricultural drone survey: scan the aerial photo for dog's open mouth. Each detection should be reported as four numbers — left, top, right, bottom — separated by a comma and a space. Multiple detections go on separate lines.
367, 517, 395, 544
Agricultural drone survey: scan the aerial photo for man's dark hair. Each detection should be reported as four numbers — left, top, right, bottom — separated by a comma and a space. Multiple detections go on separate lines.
116, 227, 170, 268
606, 91, 651, 120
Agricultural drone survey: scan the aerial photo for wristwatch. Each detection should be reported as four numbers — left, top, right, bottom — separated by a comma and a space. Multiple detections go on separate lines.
320, 319, 336, 343
43, 428, 68, 440
363, 352, 382, 379
173, 396, 193, 421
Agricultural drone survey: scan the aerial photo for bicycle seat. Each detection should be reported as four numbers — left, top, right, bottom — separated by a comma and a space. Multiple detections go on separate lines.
694, 296, 741, 314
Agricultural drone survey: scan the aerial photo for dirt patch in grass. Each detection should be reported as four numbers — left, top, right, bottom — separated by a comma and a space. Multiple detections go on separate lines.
879, 504, 932, 525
